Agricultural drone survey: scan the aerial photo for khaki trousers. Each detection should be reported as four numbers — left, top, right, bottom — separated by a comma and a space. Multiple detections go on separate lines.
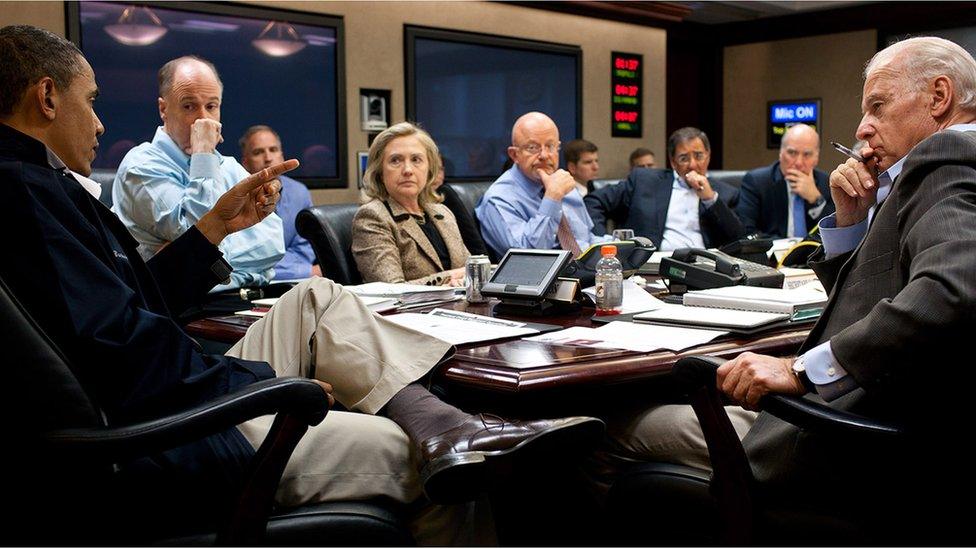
226, 278, 471, 544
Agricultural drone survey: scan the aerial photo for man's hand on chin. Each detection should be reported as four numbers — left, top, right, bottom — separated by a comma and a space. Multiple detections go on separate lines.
538, 168, 576, 201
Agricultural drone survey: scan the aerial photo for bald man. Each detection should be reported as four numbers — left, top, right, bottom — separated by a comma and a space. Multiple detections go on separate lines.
476, 112, 612, 258
113, 56, 284, 295
737, 124, 834, 238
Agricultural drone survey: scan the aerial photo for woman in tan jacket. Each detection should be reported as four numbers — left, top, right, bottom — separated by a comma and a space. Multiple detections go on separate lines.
352, 122, 470, 286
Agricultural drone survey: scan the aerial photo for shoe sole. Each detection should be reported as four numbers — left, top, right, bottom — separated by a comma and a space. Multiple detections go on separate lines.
421, 417, 605, 504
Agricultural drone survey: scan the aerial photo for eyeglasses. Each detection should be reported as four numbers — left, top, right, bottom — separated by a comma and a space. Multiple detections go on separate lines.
516, 142, 560, 155
781, 148, 817, 160
674, 151, 707, 165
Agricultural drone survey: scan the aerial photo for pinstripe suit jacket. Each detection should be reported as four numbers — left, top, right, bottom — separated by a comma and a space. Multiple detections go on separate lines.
743, 129, 976, 509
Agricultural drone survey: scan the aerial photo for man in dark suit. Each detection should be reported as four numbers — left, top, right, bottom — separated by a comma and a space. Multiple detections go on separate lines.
0, 25, 600, 540
716, 36, 976, 539
585, 127, 745, 249
737, 123, 834, 238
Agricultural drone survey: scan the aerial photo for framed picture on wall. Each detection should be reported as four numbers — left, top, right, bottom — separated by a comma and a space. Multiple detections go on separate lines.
357, 151, 369, 189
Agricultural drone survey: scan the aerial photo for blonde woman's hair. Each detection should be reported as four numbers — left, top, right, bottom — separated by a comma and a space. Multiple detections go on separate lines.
361, 122, 443, 206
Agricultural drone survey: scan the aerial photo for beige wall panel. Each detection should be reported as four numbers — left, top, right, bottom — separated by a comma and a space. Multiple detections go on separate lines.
723, 30, 876, 172
0, 1, 64, 34
246, 1, 666, 204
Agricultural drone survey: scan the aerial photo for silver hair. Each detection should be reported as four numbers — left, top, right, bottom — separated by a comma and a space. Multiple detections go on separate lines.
865, 36, 976, 113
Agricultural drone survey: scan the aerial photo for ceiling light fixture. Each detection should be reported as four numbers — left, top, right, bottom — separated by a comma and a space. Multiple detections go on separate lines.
104, 6, 168, 46
252, 20, 307, 57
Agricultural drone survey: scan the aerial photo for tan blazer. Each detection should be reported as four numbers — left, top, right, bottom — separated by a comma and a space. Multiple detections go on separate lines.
352, 198, 470, 285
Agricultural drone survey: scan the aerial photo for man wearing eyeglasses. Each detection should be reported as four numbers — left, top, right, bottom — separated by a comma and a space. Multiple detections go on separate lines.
585, 126, 745, 250
476, 112, 612, 258
737, 123, 834, 238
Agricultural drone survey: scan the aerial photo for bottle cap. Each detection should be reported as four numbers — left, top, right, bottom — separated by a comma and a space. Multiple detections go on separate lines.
601, 245, 617, 257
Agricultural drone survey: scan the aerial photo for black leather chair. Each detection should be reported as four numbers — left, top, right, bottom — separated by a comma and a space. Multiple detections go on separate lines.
443, 181, 496, 261
90, 167, 117, 207
0, 274, 413, 545
296, 203, 363, 285
606, 355, 921, 546
708, 169, 747, 190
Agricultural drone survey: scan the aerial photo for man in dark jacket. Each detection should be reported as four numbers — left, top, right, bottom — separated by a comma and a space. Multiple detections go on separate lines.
585, 127, 745, 250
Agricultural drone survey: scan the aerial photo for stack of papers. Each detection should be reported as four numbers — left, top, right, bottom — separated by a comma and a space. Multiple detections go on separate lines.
683, 285, 827, 321
525, 321, 727, 353
234, 297, 280, 318
384, 308, 538, 345
346, 282, 460, 310
634, 303, 789, 331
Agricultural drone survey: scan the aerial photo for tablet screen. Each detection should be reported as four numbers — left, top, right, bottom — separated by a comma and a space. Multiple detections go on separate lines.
491, 254, 557, 286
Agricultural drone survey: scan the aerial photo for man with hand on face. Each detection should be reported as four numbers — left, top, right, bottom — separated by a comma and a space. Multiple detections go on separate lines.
737, 123, 834, 238
585, 127, 744, 250
113, 56, 284, 293
647, 37, 976, 542
239, 125, 321, 280
564, 138, 600, 196
476, 112, 612, 258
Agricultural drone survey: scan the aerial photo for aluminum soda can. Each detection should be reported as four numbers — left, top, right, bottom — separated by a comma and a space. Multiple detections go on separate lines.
465, 255, 491, 303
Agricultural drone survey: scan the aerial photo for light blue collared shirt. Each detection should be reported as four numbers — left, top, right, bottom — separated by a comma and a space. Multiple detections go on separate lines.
660, 171, 718, 251
272, 174, 316, 280
112, 127, 284, 291
476, 165, 612, 258
803, 124, 976, 400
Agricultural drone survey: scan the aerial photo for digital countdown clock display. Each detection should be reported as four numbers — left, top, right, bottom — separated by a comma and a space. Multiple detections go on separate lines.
611, 52, 642, 138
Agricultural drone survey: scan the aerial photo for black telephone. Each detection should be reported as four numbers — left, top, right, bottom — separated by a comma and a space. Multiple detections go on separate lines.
660, 248, 784, 294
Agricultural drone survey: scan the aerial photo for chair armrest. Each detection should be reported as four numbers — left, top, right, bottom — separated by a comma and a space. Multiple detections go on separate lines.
673, 356, 902, 438
42, 377, 329, 463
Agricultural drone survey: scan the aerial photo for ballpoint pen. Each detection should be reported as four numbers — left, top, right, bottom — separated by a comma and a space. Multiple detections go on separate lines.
830, 141, 865, 163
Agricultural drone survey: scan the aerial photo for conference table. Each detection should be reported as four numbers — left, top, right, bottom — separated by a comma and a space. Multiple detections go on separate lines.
186, 295, 810, 410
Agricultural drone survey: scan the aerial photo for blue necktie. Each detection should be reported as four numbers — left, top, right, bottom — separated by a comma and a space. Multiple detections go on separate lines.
792, 194, 807, 237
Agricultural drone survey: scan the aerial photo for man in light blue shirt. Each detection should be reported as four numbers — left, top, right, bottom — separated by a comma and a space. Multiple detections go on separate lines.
113, 56, 283, 292
476, 112, 612, 259
239, 125, 319, 281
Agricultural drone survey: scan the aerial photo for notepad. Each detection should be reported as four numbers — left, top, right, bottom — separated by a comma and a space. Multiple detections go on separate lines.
634, 303, 789, 331
682, 286, 827, 321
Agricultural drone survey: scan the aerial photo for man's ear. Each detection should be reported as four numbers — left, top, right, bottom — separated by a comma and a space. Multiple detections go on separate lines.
930, 75, 953, 118
506, 146, 518, 163
158, 97, 167, 122
36, 77, 58, 121
566, 161, 578, 177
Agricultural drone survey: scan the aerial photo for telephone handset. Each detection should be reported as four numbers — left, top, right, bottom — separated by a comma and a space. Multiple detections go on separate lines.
660, 248, 784, 294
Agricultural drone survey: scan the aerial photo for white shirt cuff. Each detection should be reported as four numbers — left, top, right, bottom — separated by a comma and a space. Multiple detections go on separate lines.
802, 341, 859, 401
819, 214, 867, 259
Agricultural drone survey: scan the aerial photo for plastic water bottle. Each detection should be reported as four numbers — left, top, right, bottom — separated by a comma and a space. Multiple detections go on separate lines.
595, 244, 623, 315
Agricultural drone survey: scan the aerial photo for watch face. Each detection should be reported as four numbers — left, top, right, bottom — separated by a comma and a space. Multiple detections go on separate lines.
792, 357, 805, 374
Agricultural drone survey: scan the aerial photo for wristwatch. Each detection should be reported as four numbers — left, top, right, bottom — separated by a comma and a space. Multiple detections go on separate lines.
791, 355, 815, 392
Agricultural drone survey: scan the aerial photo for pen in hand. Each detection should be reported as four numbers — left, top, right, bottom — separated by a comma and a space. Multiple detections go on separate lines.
830, 141, 865, 163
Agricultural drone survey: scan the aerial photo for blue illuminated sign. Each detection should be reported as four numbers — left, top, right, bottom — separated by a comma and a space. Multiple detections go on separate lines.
770, 102, 818, 123
767, 98, 821, 148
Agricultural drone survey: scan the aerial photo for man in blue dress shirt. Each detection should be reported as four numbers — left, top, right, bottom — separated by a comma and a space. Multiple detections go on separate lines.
239, 125, 320, 280
112, 56, 284, 292
476, 112, 612, 259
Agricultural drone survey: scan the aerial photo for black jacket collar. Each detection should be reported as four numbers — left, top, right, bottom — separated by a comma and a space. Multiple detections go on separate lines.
0, 123, 51, 168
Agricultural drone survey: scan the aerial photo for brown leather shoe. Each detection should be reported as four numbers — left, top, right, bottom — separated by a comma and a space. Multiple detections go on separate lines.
419, 414, 604, 503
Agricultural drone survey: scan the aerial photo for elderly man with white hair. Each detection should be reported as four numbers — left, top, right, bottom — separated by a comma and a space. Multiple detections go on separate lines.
618, 36, 976, 543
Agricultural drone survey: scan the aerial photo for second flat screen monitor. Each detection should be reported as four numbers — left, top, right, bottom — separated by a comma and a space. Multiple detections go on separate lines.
407, 27, 581, 181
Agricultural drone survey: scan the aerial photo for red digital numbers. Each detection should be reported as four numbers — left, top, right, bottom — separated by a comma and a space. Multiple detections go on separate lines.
614, 57, 640, 71
614, 84, 639, 97
613, 111, 638, 123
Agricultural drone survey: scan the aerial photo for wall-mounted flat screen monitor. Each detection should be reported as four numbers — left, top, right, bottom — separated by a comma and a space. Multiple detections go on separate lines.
767, 99, 820, 149
68, 1, 345, 188
406, 26, 581, 181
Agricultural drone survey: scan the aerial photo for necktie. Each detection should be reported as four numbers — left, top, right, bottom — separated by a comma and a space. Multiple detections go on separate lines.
557, 214, 582, 257
792, 194, 807, 238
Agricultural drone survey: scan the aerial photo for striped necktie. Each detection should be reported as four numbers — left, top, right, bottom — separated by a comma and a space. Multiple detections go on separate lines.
557, 214, 582, 256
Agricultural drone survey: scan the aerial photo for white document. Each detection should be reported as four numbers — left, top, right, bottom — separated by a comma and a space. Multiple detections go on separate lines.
634, 303, 789, 330
582, 280, 665, 314
640, 250, 674, 274
525, 322, 726, 353
384, 309, 536, 345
